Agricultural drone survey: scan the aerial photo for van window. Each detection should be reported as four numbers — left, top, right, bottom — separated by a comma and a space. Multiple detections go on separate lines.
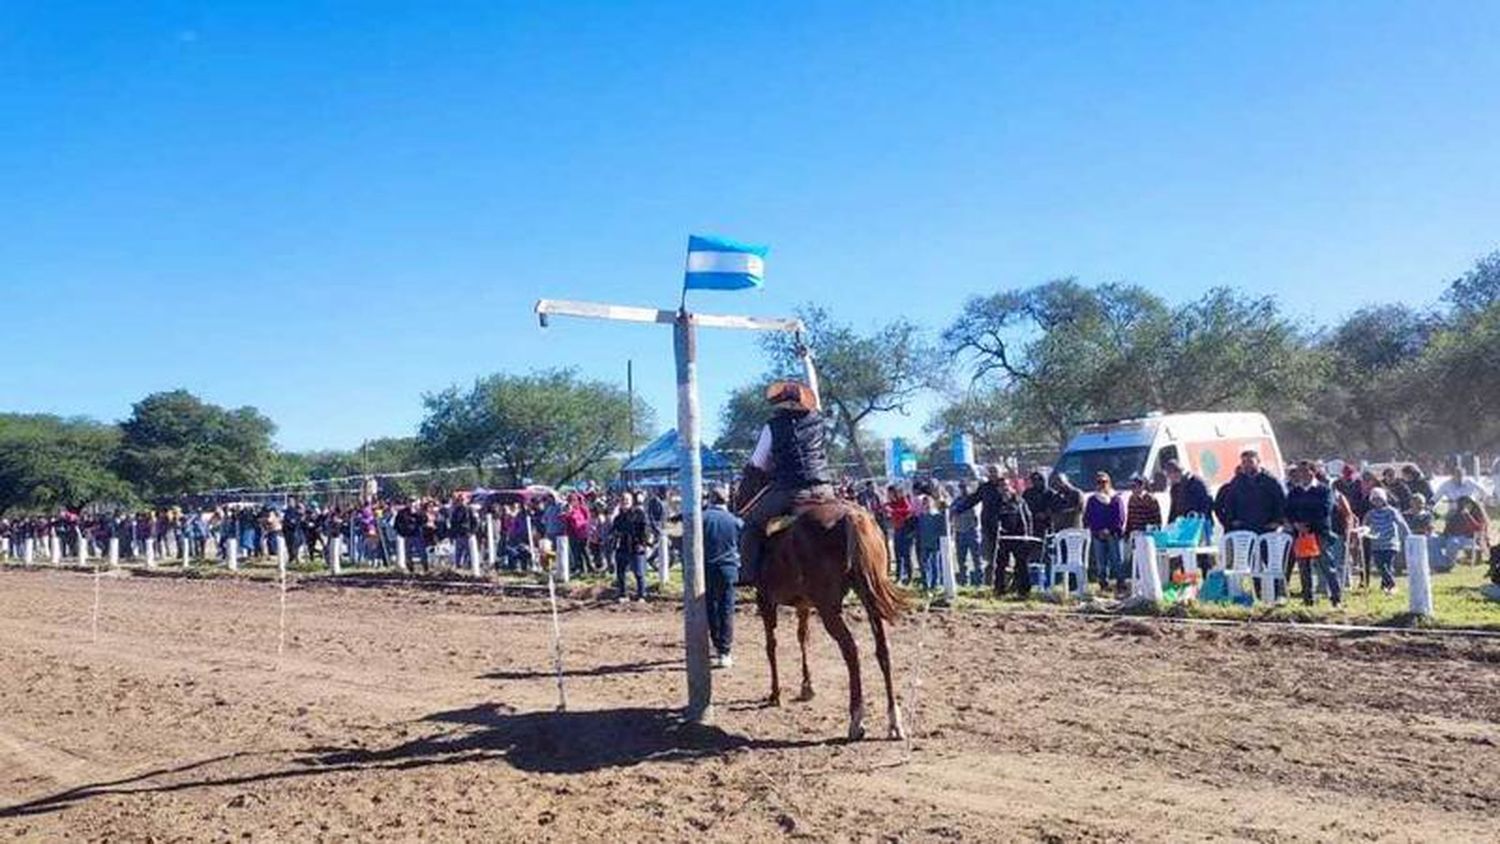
1054, 447, 1150, 487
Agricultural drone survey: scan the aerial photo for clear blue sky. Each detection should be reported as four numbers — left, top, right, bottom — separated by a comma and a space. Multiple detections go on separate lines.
3, 1, 1497, 451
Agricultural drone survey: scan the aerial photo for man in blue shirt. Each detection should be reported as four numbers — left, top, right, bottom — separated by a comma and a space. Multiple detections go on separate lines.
702, 484, 743, 669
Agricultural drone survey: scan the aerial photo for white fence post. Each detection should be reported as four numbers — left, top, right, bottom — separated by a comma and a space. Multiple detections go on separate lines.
486, 516, 498, 567
557, 534, 572, 584
395, 536, 408, 572
77, 536, 88, 567
23, 537, 34, 565
226, 538, 239, 571
1133, 533, 1163, 601
468, 535, 482, 577
49, 535, 62, 565
144, 538, 156, 569
181, 535, 190, 566
939, 533, 958, 603
328, 537, 343, 575
108, 537, 120, 568
1405, 535, 1434, 617
275, 534, 288, 572
657, 532, 669, 586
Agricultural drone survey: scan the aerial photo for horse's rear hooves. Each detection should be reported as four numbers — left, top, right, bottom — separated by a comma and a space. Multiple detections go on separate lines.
795, 687, 815, 703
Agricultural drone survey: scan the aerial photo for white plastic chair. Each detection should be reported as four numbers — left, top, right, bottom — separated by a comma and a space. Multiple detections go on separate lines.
1254, 532, 1291, 604
1051, 528, 1090, 598
1219, 530, 1259, 601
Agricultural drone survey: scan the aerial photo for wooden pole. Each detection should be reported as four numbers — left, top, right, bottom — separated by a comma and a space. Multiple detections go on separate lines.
675, 312, 712, 723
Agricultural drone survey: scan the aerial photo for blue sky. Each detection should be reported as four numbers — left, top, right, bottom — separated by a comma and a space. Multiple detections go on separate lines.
3, 1, 1497, 451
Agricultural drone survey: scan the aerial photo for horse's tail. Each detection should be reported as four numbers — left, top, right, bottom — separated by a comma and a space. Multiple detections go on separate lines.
846, 508, 904, 621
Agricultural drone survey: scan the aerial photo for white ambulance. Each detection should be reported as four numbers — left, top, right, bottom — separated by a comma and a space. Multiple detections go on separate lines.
1053, 412, 1284, 490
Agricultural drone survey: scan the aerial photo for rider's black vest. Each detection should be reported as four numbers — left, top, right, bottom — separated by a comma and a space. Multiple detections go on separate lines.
768, 410, 831, 490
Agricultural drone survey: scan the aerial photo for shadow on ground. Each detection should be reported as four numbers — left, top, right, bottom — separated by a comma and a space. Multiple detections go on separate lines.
0, 704, 823, 819
479, 658, 681, 681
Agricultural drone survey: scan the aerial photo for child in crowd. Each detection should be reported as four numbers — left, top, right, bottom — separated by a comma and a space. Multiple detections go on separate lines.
1362, 488, 1410, 595
915, 494, 948, 592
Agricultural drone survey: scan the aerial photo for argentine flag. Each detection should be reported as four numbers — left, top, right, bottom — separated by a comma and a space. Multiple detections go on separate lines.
683, 234, 767, 291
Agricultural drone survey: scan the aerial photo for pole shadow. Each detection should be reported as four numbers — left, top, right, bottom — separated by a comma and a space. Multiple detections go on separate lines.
0, 704, 828, 819
479, 658, 680, 681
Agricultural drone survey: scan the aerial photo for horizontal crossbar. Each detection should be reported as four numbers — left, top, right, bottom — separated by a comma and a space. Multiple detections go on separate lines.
535, 299, 803, 333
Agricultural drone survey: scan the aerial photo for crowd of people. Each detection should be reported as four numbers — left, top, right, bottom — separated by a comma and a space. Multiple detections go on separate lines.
853, 452, 1493, 608
2, 453, 1492, 616
0, 487, 681, 590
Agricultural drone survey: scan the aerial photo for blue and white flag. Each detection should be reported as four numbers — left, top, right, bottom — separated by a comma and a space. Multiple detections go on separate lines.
683, 234, 767, 291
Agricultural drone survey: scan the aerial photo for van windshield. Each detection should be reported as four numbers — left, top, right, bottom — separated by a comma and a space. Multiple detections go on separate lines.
1053, 447, 1151, 487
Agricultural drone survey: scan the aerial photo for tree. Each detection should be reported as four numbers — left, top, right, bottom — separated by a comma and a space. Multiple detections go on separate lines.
0, 414, 131, 514
419, 369, 652, 487
925, 385, 1051, 462
1317, 304, 1435, 457
113, 390, 277, 501
1442, 250, 1500, 317
762, 305, 938, 477
943, 280, 1319, 449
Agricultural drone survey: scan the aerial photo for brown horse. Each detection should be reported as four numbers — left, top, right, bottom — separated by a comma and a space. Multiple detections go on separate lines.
733, 466, 906, 740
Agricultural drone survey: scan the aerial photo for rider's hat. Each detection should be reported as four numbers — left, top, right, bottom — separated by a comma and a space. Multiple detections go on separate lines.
765, 380, 816, 411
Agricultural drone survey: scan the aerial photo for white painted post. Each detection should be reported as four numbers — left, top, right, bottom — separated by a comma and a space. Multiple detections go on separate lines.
1133, 533, 1164, 602
939, 533, 958, 603
486, 516, 498, 567
395, 535, 408, 572
226, 538, 239, 571
144, 538, 155, 568
22, 537, 34, 565
557, 533, 572, 583
77, 536, 88, 567
181, 534, 190, 566
1405, 535, 1434, 617
49, 534, 61, 565
328, 537, 343, 576
108, 537, 120, 568
468, 535, 482, 577
275, 534, 288, 572
657, 530, 669, 586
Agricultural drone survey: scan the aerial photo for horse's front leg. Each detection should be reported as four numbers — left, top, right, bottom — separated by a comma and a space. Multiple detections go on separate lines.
760, 596, 781, 706
795, 604, 815, 702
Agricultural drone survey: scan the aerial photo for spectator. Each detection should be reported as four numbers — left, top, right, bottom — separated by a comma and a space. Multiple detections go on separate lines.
1285, 463, 1340, 607
950, 480, 984, 587
449, 493, 476, 570
1381, 467, 1413, 512
1405, 493, 1435, 535
954, 464, 1035, 596
1217, 450, 1286, 534
1435, 465, 1486, 506
1046, 473, 1083, 532
887, 485, 917, 585
1021, 472, 1051, 539
1362, 488, 1410, 595
1440, 495, 1488, 569
1402, 465, 1435, 505
701, 484, 742, 669
1124, 475, 1162, 536
1333, 465, 1368, 520
610, 491, 650, 601
1164, 459, 1213, 540
915, 494, 948, 592
1083, 472, 1126, 595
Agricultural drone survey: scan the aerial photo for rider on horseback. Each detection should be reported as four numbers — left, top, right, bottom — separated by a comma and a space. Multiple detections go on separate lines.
738, 379, 833, 586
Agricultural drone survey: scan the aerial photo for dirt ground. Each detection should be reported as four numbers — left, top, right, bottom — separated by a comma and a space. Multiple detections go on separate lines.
0, 569, 1498, 842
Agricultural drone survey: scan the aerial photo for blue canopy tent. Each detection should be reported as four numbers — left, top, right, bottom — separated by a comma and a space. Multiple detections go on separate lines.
619, 429, 735, 487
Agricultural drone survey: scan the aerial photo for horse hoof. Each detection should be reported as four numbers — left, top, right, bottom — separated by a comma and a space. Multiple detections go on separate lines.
767, 694, 782, 708
848, 722, 867, 741
889, 723, 906, 740
795, 686, 815, 703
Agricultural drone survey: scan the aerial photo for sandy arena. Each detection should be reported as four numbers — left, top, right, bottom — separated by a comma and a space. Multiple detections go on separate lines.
0, 568, 1497, 842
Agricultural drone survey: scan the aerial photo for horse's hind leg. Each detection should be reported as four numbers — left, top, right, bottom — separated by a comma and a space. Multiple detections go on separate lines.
761, 598, 781, 707
861, 596, 906, 740
795, 604, 815, 702
817, 606, 865, 740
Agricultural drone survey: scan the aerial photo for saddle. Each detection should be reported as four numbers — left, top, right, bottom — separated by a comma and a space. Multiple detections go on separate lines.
761, 493, 846, 538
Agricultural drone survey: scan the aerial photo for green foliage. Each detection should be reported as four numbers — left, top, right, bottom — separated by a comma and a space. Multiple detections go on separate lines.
943, 280, 1320, 449
113, 390, 277, 501
713, 381, 773, 458
0, 414, 131, 514
419, 368, 651, 487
